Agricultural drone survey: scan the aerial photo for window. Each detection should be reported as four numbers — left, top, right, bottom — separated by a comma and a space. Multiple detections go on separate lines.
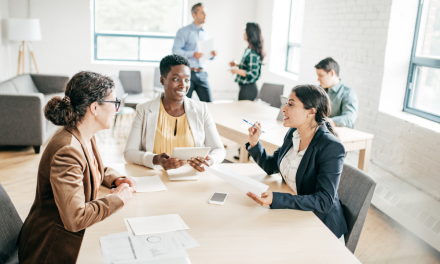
285, 0, 305, 74
404, 0, 440, 123
93, 0, 186, 62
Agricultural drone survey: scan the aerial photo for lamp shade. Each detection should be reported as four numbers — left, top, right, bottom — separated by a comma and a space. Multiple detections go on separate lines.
7, 18, 42, 41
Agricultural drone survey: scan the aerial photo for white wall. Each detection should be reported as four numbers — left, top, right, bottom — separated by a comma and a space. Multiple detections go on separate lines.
7, 0, 256, 100
0, 0, 10, 81
255, 0, 440, 250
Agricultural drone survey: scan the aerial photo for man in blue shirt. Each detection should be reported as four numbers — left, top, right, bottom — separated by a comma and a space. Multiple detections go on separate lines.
172, 3, 216, 102
315, 57, 358, 128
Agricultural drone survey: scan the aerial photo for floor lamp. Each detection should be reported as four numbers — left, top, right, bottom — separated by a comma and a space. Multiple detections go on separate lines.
7, 18, 42, 75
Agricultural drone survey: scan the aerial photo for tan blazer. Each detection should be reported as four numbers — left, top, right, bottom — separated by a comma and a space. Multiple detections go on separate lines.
18, 127, 124, 264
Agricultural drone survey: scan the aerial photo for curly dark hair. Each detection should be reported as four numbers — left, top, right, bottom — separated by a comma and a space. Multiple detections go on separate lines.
291, 84, 338, 139
159, 54, 190, 78
246, 22, 265, 61
44, 71, 115, 128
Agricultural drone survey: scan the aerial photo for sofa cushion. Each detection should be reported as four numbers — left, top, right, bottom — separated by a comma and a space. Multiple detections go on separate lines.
30, 74, 69, 94
0, 82, 18, 94
9, 74, 39, 94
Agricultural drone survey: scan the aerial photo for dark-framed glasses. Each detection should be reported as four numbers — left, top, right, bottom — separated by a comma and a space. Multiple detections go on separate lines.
102, 98, 121, 112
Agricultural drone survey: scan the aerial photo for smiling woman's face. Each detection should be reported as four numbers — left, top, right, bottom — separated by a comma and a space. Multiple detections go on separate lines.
281, 91, 311, 128
161, 65, 191, 101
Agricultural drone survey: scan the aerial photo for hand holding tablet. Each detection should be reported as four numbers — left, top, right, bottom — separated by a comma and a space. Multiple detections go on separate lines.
171, 147, 212, 172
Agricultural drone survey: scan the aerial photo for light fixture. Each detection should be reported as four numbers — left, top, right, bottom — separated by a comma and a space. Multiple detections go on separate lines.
7, 18, 42, 75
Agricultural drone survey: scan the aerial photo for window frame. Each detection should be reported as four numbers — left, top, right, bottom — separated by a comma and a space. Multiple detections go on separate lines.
403, 0, 440, 123
92, 0, 185, 63
285, 0, 302, 75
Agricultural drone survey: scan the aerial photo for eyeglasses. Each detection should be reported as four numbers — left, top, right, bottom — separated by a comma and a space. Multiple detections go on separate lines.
102, 98, 121, 112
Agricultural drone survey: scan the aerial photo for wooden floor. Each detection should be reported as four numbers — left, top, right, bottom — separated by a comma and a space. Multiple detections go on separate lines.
1, 127, 440, 263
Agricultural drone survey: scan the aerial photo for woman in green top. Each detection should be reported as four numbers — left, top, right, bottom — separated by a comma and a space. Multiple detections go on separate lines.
230, 22, 265, 101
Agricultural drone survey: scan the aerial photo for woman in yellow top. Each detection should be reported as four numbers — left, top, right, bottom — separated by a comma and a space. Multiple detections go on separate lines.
124, 55, 225, 171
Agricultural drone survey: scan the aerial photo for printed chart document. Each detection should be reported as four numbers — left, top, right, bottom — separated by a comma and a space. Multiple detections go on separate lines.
126, 214, 189, 236
100, 232, 188, 264
206, 164, 269, 196
166, 165, 199, 181
132, 175, 167, 193
197, 39, 214, 63
124, 220, 200, 249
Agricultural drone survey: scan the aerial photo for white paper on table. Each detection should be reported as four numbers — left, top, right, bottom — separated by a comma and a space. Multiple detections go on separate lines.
197, 39, 214, 62
100, 235, 137, 264
124, 220, 199, 250
129, 234, 188, 260
100, 233, 188, 264
171, 230, 200, 249
127, 214, 189, 236
166, 165, 199, 181
132, 175, 167, 193
205, 164, 269, 196
115, 257, 192, 264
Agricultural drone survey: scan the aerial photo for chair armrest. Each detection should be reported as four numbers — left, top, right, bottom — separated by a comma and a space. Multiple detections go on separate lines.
0, 94, 45, 146
30, 74, 69, 94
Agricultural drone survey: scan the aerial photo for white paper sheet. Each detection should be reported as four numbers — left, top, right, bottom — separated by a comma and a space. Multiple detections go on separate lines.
124, 220, 199, 250
166, 165, 199, 181
127, 214, 189, 236
206, 164, 269, 196
197, 39, 214, 62
100, 235, 137, 264
132, 175, 167, 193
100, 232, 188, 264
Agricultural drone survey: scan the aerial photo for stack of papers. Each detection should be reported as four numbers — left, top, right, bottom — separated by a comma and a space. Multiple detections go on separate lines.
206, 164, 269, 196
126, 214, 189, 236
166, 165, 199, 181
132, 175, 167, 193
100, 215, 199, 264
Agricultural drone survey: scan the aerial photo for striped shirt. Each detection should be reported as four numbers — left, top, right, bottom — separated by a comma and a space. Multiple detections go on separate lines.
234, 48, 262, 85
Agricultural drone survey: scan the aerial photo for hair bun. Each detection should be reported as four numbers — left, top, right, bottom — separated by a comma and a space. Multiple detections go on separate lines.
62, 96, 71, 105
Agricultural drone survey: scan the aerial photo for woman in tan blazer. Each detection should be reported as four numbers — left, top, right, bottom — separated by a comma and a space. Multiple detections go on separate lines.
18, 71, 136, 264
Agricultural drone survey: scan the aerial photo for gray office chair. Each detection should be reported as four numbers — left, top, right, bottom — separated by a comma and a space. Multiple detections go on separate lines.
153, 67, 164, 97
0, 184, 23, 264
255, 83, 284, 108
338, 164, 376, 253
118, 71, 149, 108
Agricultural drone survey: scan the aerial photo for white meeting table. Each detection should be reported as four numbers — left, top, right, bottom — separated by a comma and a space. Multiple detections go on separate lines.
207, 101, 374, 172
77, 163, 360, 264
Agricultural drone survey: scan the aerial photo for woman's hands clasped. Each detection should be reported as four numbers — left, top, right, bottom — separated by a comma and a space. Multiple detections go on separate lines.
111, 183, 134, 205
248, 121, 262, 148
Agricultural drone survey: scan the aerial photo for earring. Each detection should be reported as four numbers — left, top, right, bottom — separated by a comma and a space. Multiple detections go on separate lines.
95, 113, 97, 116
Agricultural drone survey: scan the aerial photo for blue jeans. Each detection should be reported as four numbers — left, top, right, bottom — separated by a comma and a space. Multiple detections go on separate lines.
188, 71, 213, 102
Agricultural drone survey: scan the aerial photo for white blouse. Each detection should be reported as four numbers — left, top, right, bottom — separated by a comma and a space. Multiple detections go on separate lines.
279, 126, 319, 194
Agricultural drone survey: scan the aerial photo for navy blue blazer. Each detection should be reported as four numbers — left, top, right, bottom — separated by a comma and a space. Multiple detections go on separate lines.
246, 125, 348, 238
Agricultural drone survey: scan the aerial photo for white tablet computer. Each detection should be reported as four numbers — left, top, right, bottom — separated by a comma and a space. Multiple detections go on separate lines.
171, 147, 211, 161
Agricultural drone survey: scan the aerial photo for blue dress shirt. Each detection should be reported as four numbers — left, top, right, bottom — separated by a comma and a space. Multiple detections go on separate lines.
172, 23, 211, 69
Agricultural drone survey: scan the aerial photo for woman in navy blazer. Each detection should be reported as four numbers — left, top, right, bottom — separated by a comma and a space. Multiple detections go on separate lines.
246, 84, 348, 239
